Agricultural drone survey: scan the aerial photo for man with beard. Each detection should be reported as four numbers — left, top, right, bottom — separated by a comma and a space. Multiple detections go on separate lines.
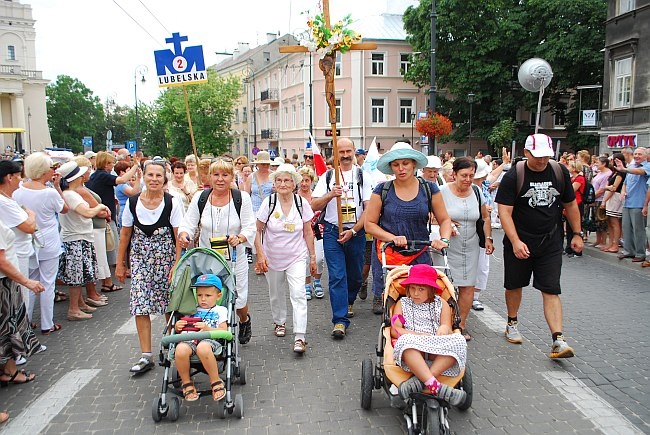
312, 138, 372, 339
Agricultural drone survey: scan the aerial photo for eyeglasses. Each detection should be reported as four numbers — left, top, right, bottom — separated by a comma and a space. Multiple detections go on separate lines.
274, 178, 294, 185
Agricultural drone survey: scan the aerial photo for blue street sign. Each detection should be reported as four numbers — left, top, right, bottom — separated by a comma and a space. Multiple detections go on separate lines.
126, 140, 137, 154
82, 136, 93, 146
154, 33, 207, 88
269, 149, 277, 159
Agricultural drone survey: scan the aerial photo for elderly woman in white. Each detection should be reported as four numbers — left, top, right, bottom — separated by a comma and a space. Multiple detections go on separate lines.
254, 164, 317, 354
177, 159, 256, 344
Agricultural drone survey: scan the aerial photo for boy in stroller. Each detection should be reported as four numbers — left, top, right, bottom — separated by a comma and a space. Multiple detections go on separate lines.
174, 274, 228, 402
391, 264, 467, 406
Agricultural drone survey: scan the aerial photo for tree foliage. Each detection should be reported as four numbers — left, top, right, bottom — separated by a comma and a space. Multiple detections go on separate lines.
156, 71, 241, 158
46, 75, 105, 153
403, 0, 606, 153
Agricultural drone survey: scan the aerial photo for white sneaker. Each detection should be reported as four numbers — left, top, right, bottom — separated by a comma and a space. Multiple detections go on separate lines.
549, 335, 574, 359
505, 322, 523, 344
15, 355, 27, 365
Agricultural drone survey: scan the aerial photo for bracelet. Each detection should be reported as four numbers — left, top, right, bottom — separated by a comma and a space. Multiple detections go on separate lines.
440, 238, 450, 247
309, 254, 316, 258
486, 236, 493, 241
350, 228, 357, 236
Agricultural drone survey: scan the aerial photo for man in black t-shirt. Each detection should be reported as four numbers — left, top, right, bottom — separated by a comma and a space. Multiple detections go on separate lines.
496, 133, 583, 359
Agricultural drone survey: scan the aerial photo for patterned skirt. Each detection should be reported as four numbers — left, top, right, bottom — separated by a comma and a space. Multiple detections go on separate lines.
129, 226, 175, 316
57, 239, 98, 287
0, 278, 41, 365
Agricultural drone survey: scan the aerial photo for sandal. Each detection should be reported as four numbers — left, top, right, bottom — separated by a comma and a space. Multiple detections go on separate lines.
211, 379, 226, 401
54, 291, 68, 303
0, 369, 36, 387
274, 323, 286, 337
41, 324, 62, 335
461, 328, 472, 342
129, 357, 154, 374
398, 376, 424, 400
101, 284, 124, 293
181, 382, 199, 402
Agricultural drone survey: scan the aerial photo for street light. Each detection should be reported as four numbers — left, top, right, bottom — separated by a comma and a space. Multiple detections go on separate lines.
410, 112, 416, 145
134, 65, 148, 151
467, 93, 475, 156
27, 106, 32, 154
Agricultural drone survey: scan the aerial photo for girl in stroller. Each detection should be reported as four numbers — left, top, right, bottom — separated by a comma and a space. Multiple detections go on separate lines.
392, 264, 468, 406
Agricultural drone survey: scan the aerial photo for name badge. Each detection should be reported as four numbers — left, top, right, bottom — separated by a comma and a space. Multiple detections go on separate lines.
341, 204, 357, 225
283, 223, 296, 233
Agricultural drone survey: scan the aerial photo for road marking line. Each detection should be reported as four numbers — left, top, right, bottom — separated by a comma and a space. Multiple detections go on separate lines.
474, 304, 644, 434
114, 314, 158, 335
2, 369, 101, 435
542, 371, 644, 435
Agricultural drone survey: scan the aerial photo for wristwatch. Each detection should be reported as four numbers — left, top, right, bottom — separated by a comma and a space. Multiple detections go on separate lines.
575, 231, 585, 238
350, 228, 357, 236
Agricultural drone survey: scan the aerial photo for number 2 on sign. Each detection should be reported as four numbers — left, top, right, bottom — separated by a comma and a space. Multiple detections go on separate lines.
173, 56, 186, 72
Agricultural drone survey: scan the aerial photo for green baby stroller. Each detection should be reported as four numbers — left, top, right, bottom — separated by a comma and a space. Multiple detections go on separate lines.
151, 247, 246, 422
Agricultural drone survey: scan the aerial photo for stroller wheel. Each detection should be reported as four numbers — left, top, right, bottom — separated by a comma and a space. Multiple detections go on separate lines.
360, 359, 373, 410
455, 364, 473, 411
151, 397, 166, 422
238, 364, 247, 385
168, 396, 181, 422
421, 402, 447, 435
234, 394, 244, 418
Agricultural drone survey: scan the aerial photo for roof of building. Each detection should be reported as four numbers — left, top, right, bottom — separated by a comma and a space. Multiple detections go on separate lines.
353, 13, 408, 41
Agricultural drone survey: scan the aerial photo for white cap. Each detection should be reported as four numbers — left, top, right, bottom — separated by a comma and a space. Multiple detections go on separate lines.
425, 156, 442, 169
474, 158, 490, 179
524, 134, 554, 158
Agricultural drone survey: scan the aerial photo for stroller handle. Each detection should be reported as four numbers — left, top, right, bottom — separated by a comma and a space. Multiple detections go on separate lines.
381, 240, 447, 257
161, 330, 233, 346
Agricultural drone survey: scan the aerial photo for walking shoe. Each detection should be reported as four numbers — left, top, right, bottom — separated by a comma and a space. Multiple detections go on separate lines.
239, 315, 252, 344
434, 384, 467, 407
305, 284, 312, 301
331, 323, 346, 339
347, 304, 354, 317
372, 296, 383, 315
313, 280, 324, 298
15, 355, 27, 366
129, 355, 154, 374
293, 339, 307, 354
549, 335, 574, 359
471, 300, 484, 311
398, 376, 423, 399
274, 323, 286, 337
359, 281, 368, 300
505, 321, 523, 344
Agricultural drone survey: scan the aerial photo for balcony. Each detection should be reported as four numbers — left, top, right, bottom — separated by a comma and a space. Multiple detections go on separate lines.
260, 88, 279, 104
261, 129, 279, 140
0, 64, 43, 79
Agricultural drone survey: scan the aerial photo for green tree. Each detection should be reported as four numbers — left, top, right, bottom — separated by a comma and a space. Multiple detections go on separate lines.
403, 0, 606, 149
138, 102, 168, 158
488, 119, 517, 151
46, 75, 105, 153
156, 71, 240, 157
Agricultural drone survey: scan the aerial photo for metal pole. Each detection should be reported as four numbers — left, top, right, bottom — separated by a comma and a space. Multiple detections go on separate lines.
27, 107, 32, 154
309, 52, 313, 137
134, 65, 147, 151
411, 113, 415, 145
468, 93, 475, 156
428, 0, 437, 156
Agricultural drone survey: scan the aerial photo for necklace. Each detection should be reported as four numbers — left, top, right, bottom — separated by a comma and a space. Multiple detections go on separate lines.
0, 190, 11, 199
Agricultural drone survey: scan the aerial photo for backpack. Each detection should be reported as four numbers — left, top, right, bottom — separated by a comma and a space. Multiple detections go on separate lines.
197, 188, 243, 218
261, 193, 304, 243
324, 167, 365, 207
515, 160, 565, 197
380, 176, 433, 234
582, 180, 596, 205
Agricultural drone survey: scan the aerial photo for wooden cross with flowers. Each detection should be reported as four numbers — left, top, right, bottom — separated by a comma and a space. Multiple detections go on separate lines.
279, 0, 376, 232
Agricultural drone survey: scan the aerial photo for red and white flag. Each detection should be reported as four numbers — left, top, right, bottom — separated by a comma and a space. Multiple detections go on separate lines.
309, 133, 328, 176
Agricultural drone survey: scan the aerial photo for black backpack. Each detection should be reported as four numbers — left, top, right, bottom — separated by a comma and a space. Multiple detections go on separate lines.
582, 180, 596, 205
197, 188, 243, 218
380, 176, 433, 234
261, 193, 304, 243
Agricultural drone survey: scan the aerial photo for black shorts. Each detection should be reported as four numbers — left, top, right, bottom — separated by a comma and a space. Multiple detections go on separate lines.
364, 239, 373, 265
503, 228, 563, 295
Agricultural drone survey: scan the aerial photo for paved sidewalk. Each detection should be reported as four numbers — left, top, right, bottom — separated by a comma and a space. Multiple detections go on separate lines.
1, 232, 648, 434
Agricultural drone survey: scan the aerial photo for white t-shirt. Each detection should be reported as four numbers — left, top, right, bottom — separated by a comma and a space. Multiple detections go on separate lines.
59, 190, 94, 243
121, 195, 183, 228
13, 186, 65, 260
0, 219, 17, 278
312, 167, 372, 227
256, 194, 314, 271
0, 195, 33, 258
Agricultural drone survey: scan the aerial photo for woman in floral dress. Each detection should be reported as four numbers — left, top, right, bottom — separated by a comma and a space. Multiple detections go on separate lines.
115, 161, 183, 374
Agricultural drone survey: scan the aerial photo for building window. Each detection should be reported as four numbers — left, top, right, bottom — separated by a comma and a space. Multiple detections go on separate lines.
326, 99, 341, 124
613, 57, 632, 108
335, 52, 342, 77
299, 102, 304, 127
292, 104, 296, 128
371, 53, 385, 76
400, 54, 411, 76
283, 107, 289, 129
7, 45, 15, 61
554, 110, 566, 127
618, 0, 635, 14
243, 107, 247, 122
529, 111, 539, 126
372, 98, 385, 124
399, 99, 414, 124
234, 108, 239, 123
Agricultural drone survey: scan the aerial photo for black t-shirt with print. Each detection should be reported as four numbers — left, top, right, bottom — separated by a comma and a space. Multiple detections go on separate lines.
496, 162, 575, 235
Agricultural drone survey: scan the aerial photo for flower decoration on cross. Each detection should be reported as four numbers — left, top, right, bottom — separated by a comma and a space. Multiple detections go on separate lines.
301, 10, 362, 58
415, 112, 453, 138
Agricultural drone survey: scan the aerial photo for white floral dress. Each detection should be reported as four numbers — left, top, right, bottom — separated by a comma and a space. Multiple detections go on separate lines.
393, 297, 467, 377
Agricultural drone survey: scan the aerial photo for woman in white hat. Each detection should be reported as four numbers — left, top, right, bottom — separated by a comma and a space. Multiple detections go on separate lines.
254, 164, 316, 354
247, 151, 274, 213
56, 161, 110, 321
365, 142, 452, 315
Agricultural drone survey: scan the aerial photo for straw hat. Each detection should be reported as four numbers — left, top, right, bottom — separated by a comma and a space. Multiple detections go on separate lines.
255, 151, 272, 164
57, 161, 88, 183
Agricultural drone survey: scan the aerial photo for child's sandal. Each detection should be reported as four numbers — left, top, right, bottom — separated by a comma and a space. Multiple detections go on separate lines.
181, 382, 199, 401
211, 379, 226, 401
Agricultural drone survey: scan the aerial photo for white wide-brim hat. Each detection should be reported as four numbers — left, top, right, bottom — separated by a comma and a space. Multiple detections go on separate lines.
474, 158, 490, 179
57, 161, 88, 182
269, 163, 302, 185
377, 142, 429, 175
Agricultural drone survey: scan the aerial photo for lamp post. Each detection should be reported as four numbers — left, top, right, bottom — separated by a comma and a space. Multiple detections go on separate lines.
134, 65, 148, 151
428, 0, 437, 156
410, 112, 416, 145
467, 93, 475, 156
27, 106, 32, 154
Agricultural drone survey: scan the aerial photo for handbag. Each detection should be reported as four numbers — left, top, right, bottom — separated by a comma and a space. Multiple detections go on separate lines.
472, 185, 486, 248
105, 224, 116, 251
596, 205, 607, 222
